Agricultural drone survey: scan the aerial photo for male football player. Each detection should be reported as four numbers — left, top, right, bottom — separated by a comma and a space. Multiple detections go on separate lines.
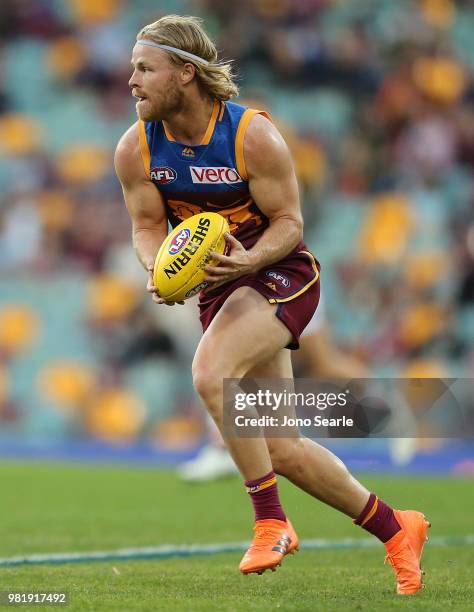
115, 15, 429, 593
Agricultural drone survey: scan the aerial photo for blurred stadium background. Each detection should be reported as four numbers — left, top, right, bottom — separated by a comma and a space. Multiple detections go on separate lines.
0, 0, 473, 474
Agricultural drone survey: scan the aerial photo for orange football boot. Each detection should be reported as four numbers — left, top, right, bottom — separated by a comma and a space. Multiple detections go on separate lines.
239, 518, 299, 575
384, 510, 431, 595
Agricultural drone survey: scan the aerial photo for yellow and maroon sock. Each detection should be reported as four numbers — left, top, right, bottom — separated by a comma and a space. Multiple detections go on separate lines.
245, 470, 286, 522
354, 493, 401, 543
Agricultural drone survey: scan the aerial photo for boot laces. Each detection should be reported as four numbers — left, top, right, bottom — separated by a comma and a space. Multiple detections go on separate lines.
250, 524, 282, 551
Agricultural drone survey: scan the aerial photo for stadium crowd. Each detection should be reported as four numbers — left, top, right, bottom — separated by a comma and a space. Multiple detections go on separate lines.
1, 0, 474, 446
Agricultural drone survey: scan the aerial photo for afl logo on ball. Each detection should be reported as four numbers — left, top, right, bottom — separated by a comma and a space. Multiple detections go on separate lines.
150, 166, 177, 184
168, 228, 191, 255
266, 271, 290, 288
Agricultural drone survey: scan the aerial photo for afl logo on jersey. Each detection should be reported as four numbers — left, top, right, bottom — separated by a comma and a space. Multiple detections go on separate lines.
168, 228, 191, 255
266, 271, 290, 288
151, 166, 177, 184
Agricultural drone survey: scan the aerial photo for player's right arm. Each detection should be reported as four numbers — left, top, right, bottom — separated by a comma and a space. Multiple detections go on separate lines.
115, 123, 182, 305
114, 122, 167, 271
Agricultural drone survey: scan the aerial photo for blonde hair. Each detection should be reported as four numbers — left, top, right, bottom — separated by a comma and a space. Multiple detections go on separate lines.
137, 15, 239, 101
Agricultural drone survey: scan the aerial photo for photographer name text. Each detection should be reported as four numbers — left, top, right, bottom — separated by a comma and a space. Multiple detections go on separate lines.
234, 415, 354, 427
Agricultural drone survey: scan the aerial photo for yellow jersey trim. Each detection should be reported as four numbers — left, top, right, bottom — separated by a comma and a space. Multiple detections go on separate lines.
235, 109, 271, 180
163, 99, 220, 145
268, 251, 320, 304
201, 99, 220, 145
138, 120, 151, 179
163, 122, 175, 142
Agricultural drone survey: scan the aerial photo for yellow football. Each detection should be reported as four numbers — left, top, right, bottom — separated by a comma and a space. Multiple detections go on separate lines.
153, 212, 229, 302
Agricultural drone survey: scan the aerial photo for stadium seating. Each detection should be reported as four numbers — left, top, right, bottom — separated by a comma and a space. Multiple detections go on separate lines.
0, 0, 472, 446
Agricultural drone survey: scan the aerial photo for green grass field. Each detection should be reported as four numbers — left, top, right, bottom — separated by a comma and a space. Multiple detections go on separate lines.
0, 462, 473, 611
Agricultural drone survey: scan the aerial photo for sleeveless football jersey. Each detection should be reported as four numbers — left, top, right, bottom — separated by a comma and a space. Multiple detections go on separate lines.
138, 99, 272, 249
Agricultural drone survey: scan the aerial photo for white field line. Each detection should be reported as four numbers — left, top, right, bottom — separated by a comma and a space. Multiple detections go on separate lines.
0, 535, 473, 567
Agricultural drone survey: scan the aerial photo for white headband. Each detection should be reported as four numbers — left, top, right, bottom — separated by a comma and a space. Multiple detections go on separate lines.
136, 40, 210, 66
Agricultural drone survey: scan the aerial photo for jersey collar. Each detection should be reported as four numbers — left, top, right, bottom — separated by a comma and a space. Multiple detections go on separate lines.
163, 99, 221, 146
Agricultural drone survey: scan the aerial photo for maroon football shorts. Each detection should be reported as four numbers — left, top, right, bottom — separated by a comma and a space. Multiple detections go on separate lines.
198, 247, 321, 350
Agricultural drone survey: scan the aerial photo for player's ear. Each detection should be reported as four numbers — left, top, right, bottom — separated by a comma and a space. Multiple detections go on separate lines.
180, 63, 196, 85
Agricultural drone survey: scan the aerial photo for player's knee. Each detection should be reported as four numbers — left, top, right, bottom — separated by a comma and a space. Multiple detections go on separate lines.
192, 370, 222, 425
192, 364, 220, 402
267, 437, 304, 476
192, 358, 230, 415
192, 351, 242, 399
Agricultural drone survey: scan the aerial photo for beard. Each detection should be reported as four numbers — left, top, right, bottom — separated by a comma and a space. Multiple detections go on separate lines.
136, 74, 185, 122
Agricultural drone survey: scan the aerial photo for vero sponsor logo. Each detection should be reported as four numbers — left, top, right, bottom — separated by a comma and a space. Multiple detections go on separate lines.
190, 166, 242, 184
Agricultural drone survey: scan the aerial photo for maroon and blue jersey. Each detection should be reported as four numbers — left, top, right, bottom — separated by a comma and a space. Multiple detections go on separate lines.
138, 99, 321, 347
138, 99, 271, 249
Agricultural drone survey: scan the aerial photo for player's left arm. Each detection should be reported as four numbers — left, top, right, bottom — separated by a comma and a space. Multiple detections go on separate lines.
205, 114, 303, 286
